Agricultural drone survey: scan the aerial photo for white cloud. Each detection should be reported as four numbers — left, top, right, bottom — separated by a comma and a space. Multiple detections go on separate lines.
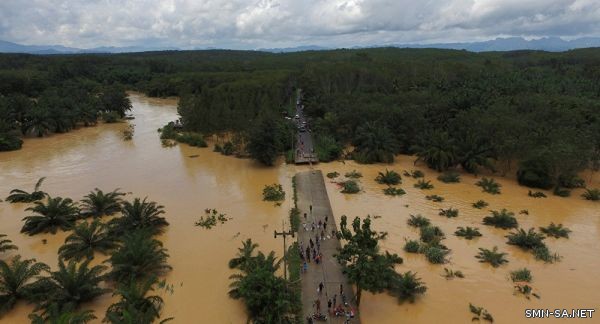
0, 0, 599, 48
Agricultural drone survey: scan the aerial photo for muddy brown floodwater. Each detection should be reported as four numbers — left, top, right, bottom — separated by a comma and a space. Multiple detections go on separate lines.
1, 93, 599, 323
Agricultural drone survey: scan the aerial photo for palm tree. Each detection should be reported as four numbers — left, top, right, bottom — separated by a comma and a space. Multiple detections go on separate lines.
475, 247, 508, 267
58, 220, 118, 261
6, 177, 47, 203
104, 278, 170, 324
375, 169, 401, 185
506, 228, 546, 250
0, 234, 17, 253
106, 230, 172, 284
412, 131, 457, 172
454, 227, 482, 239
29, 304, 96, 324
390, 271, 427, 303
36, 259, 109, 314
21, 197, 79, 235
456, 133, 495, 174
475, 177, 501, 194
228, 239, 259, 270
24, 105, 54, 137
407, 215, 430, 228
352, 121, 399, 164
0, 255, 50, 315
109, 198, 168, 236
482, 209, 518, 229
80, 188, 125, 218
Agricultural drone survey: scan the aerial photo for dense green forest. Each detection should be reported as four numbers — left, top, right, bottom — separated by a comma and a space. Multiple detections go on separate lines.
1, 48, 599, 190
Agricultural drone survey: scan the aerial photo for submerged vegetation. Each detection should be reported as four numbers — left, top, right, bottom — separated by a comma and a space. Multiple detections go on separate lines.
482, 209, 518, 229
454, 227, 482, 240
228, 239, 300, 322
6, 177, 47, 203
472, 200, 489, 209
383, 187, 406, 196
437, 171, 460, 183
539, 223, 571, 239
375, 169, 402, 185
407, 214, 430, 228
262, 184, 285, 202
195, 209, 230, 229
339, 180, 361, 194
425, 194, 444, 202
510, 268, 532, 283
476, 178, 501, 194
414, 179, 434, 190
439, 208, 459, 218
582, 188, 600, 201
475, 247, 509, 267
21, 196, 79, 235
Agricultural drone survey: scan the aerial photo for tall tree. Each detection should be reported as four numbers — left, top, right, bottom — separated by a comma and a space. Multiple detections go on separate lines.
336, 216, 403, 307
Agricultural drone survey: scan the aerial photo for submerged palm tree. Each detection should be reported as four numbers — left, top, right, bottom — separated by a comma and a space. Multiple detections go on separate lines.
228, 239, 259, 270
482, 209, 518, 229
36, 259, 109, 314
80, 188, 125, 218
6, 177, 47, 203
0, 234, 17, 254
0, 255, 50, 315
104, 278, 170, 324
109, 198, 169, 236
375, 169, 402, 185
58, 220, 118, 261
391, 271, 427, 303
475, 246, 509, 267
29, 305, 96, 324
21, 197, 79, 235
106, 230, 172, 284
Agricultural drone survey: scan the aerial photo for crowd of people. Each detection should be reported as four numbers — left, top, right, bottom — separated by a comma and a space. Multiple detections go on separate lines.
299, 205, 356, 323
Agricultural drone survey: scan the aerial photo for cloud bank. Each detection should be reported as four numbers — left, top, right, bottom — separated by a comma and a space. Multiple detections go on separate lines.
1, 0, 599, 49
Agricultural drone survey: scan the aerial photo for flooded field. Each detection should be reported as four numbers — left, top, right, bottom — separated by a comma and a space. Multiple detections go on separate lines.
1, 93, 599, 323
313, 160, 600, 323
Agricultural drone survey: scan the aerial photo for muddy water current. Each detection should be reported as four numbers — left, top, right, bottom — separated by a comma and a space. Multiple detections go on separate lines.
1, 93, 599, 323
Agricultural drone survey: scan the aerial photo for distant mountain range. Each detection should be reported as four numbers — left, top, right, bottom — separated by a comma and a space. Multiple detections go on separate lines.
2, 37, 600, 55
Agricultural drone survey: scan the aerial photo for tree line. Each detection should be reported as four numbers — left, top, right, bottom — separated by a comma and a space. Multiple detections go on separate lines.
1, 48, 599, 190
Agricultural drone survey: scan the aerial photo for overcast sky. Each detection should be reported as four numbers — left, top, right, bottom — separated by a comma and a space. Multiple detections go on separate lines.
1, 0, 600, 49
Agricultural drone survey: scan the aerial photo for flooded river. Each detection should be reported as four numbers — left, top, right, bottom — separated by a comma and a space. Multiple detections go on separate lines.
1, 93, 599, 323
